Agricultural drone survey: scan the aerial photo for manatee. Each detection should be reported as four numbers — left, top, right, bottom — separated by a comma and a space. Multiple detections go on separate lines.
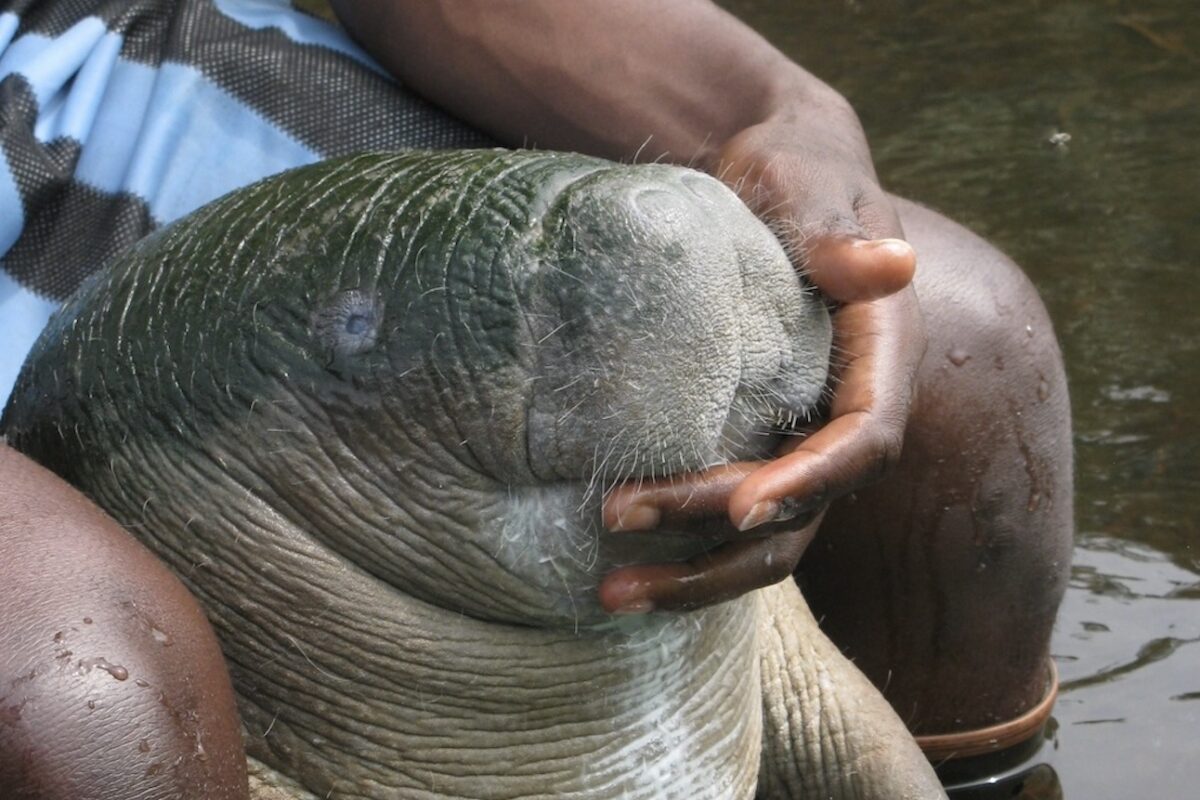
3, 150, 945, 799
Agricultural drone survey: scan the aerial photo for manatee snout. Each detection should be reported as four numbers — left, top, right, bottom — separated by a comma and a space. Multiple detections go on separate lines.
523, 164, 832, 484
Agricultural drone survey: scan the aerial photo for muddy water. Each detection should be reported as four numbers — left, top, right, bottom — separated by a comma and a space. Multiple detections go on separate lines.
721, 0, 1199, 796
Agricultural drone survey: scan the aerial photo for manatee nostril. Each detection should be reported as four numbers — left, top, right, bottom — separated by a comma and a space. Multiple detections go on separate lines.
629, 185, 694, 222
679, 172, 728, 203
313, 288, 383, 359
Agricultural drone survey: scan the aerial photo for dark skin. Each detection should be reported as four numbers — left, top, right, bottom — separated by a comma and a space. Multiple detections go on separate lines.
0, 445, 247, 800
801, 195, 1072, 732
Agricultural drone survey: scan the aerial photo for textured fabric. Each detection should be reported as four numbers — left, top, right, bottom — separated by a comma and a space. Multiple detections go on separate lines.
0, 0, 491, 405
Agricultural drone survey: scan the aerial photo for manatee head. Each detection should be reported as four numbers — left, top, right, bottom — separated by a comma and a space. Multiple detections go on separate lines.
4, 150, 830, 628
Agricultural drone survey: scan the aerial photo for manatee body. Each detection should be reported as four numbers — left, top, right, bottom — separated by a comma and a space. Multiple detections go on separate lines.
4, 150, 943, 799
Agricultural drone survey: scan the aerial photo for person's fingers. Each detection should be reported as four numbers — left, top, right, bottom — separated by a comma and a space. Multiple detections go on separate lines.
727, 410, 896, 530
604, 463, 756, 532
604, 460, 822, 534
765, 173, 913, 301
726, 157, 914, 302
597, 513, 823, 614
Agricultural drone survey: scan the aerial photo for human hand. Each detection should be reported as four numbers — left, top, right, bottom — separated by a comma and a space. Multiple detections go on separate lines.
597, 99, 926, 614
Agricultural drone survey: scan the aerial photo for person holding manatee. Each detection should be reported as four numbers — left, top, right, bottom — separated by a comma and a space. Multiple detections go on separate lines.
0, 1, 1072, 798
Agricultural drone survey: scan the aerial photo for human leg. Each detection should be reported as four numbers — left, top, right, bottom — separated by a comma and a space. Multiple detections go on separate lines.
796, 196, 1074, 736
0, 445, 248, 799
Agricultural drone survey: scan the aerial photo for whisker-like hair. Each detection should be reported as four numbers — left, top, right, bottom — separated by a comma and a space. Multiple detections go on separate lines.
631, 135, 654, 165
685, 135, 711, 170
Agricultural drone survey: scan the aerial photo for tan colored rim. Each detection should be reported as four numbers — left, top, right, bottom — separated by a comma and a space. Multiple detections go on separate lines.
915, 660, 1059, 762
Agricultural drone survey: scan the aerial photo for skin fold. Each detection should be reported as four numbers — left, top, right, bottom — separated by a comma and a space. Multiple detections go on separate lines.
2, 151, 945, 798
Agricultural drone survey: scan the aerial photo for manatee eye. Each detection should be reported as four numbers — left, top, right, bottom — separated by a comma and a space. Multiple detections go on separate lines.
344, 313, 370, 336
313, 289, 383, 360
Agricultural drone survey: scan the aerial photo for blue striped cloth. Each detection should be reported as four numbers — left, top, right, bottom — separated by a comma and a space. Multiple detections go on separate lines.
0, 0, 488, 407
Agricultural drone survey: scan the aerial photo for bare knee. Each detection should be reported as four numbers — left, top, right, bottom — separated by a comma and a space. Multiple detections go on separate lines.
0, 446, 248, 800
800, 198, 1073, 732
898, 195, 1074, 582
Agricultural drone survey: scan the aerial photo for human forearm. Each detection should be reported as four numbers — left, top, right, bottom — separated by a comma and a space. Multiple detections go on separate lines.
330, 0, 850, 168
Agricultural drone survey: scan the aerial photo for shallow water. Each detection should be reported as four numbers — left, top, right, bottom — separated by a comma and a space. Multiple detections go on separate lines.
722, 0, 1199, 795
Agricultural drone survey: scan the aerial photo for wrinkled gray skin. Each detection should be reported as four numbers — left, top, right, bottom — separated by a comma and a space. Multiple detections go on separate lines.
4, 151, 945, 799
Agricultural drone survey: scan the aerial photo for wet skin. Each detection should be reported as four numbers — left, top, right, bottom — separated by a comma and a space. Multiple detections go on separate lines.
803, 196, 1073, 733
0, 445, 247, 800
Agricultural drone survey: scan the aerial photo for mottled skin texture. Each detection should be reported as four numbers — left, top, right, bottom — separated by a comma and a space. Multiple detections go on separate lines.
2, 151, 945, 798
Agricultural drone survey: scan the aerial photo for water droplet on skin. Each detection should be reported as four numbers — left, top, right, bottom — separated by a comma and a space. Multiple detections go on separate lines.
87, 700, 96, 710
79, 657, 129, 681
150, 627, 172, 646
947, 347, 971, 366
1038, 379, 1050, 402
82, 618, 93, 624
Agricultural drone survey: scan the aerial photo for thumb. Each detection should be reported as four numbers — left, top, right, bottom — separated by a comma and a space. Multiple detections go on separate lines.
774, 186, 914, 304
803, 235, 915, 303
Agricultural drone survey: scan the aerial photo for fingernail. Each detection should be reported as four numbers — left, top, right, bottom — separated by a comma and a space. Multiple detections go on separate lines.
855, 238, 913, 257
738, 500, 779, 532
609, 503, 661, 532
613, 598, 656, 615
